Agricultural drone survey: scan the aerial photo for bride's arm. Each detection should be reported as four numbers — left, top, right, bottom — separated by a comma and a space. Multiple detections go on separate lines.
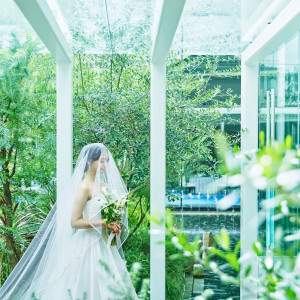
71, 184, 104, 229
71, 184, 120, 234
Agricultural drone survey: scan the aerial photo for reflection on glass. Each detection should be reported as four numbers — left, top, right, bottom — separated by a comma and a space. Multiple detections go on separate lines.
166, 54, 241, 299
258, 31, 300, 256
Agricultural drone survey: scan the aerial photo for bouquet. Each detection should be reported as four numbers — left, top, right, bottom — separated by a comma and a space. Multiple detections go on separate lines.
99, 186, 129, 245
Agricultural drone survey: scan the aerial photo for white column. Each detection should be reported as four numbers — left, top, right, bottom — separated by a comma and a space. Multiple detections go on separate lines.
240, 61, 259, 299
150, 1, 185, 299
14, 0, 73, 202
298, 32, 300, 147
56, 61, 73, 197
150, 62, 166, 300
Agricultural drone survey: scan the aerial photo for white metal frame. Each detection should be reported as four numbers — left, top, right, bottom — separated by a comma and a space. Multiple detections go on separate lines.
150, 0, 185, 299
243, 0, 300, 64
240, 59, 259, 299
241, 0, 300, 298
242, 0, 291, 44
14, 0, 73, 198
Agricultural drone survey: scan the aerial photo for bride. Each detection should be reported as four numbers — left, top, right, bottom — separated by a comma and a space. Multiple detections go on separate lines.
0, 143, 139, 300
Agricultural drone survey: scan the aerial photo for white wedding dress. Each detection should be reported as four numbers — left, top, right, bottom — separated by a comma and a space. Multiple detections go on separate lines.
29, 195, 138, 300
0, 144, 138, 300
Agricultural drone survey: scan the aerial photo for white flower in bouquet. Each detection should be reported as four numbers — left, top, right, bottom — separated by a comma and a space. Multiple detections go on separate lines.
98, 191, 129, 245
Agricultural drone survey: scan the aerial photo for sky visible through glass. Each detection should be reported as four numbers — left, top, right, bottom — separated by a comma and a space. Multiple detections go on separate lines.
172, 0, 241, 55
1, 0, 242, 56
0, 0, 39, 49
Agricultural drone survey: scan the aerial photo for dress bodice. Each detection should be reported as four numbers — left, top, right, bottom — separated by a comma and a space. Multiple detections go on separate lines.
83, 195, 104, 220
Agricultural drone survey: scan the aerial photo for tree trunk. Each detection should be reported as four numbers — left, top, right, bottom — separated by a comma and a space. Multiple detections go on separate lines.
1, 147, 19, 272
3, 180, 18, 272
127, 203, 150, 240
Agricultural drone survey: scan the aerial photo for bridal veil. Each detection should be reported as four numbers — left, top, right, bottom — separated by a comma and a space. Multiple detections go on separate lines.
0, 143, 130, 299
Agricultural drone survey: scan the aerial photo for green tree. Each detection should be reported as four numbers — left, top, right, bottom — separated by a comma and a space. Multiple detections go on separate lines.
0, 34, 240, 290
73, 52, 240, 235
0, 35, 56, 276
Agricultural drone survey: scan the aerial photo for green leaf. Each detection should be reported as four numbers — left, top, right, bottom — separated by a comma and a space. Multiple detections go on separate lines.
233, 240, 241, 255
209, 247, 227, 260
285, 135, 292, 150
225, 253, 239, 271
252, 242, 262, 256
244, 265, 251, 278
259, 131, 265, 148
215, 228, 230, 251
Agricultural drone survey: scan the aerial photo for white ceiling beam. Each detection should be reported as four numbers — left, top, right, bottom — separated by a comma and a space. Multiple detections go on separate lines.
242, 0, 290, 43
14, 0, 72, 63
151, 0, 186, 64
242, 0, 300, 65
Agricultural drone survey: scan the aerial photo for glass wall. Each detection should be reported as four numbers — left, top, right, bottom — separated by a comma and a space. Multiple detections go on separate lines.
258, 31, 300, 255
0, 0, 41, 49
165, 53, 241, 299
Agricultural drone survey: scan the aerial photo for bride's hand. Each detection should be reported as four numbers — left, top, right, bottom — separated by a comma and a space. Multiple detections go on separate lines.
106, 222, 121, 234
113, 222, 122, 236
115, 223, 122, 236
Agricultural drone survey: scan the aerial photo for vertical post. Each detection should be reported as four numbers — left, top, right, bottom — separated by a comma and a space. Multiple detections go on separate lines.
220, 121, 225, 132
14, 0, 74, 202
56, 60, 73, 199
150, 62, 166, 300
266, 91, 270, 146
298, 31, 300, 147
240, 60, 259, 299
270, 89, 275, 141
266, 89, 275, 252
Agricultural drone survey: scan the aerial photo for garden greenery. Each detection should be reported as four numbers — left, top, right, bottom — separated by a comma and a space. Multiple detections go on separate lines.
1, 34, 240, 298
151, 134, 300, 299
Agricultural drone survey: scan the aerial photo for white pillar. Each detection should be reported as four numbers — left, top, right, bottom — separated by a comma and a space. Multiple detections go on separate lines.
14, 0, 73, 202
298, 32, 300, 147
240, 60, 259, 299
150, 62, 166, 300
56, 61, 73, 197
150, 1, 185, 298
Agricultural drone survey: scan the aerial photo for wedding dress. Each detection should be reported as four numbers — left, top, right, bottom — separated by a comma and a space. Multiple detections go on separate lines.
31, 195, 138, 300
0, 143, 139, 300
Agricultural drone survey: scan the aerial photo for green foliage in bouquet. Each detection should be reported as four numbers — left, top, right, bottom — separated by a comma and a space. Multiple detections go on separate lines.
99, 192, 129, 246
100, 193, 129, 225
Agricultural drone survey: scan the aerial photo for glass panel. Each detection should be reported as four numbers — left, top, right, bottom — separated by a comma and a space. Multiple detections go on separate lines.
171, 0, 241, 56
52, 0, 152, 54
50, 0, 243, 55
166, 54, 241, 298
0, 0, 43, 50
258, 31, 300, 255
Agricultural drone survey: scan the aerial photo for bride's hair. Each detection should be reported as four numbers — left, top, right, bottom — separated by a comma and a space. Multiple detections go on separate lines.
84, 144, 109, 172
